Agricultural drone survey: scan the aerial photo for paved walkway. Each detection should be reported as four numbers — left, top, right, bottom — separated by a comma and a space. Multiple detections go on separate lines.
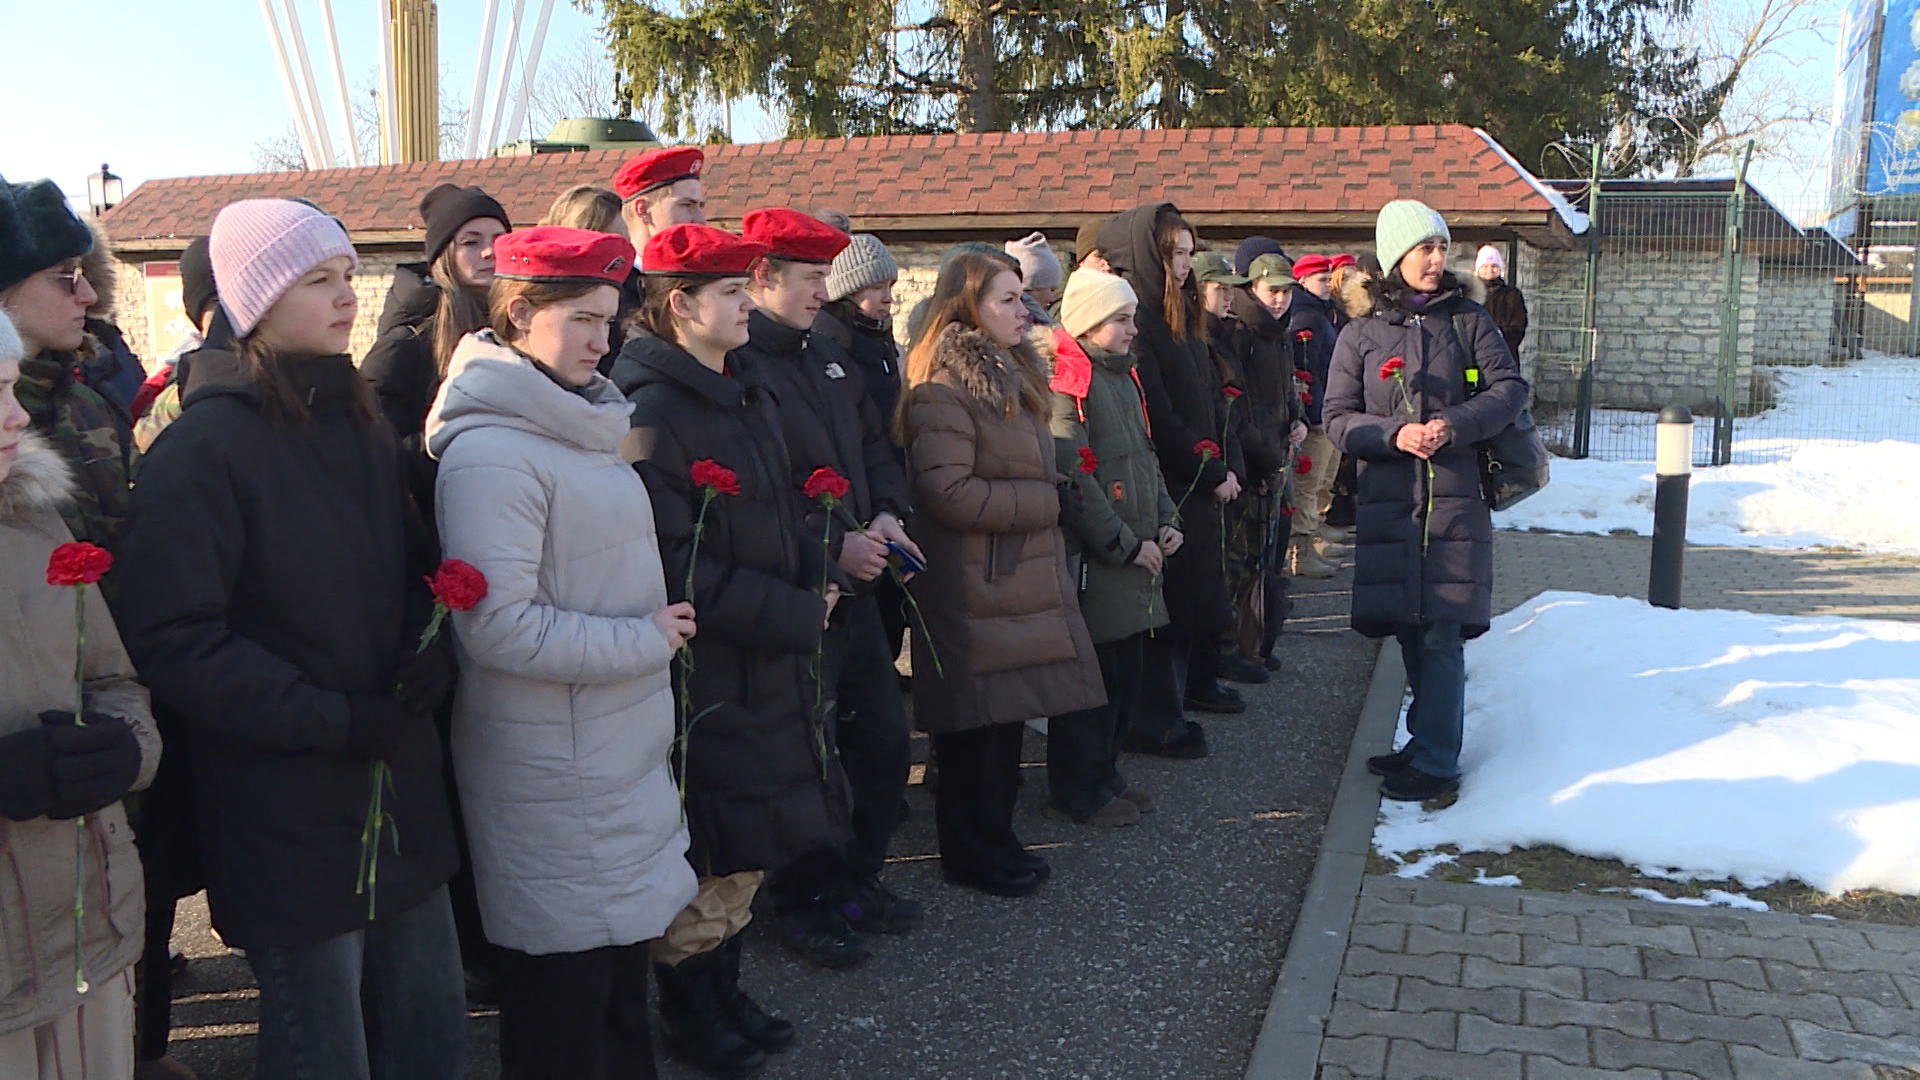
1279, 533, 1920, 1080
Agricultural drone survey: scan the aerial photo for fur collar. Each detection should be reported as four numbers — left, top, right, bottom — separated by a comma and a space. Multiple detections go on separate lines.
0, 430, 75, 522
1337, 267, 1485, 321
930, 323, 1043, 417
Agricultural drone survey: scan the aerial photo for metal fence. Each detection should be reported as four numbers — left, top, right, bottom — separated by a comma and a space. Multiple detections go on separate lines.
1526, 163, 1920, 467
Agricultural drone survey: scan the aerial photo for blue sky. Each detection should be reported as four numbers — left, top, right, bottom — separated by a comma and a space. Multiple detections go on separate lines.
0, 0, 1840, 211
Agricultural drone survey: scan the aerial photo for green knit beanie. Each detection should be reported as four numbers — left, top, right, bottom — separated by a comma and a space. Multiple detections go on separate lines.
1374, 200, 1451, 280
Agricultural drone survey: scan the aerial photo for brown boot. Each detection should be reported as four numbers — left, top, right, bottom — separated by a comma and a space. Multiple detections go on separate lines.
1288, 536, 1335, 579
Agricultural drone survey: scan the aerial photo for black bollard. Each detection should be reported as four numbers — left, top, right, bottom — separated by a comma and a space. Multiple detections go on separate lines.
1648, 404, 1693, 609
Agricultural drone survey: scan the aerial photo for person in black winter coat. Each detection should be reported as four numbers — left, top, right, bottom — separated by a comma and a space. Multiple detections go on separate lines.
1476, 245, 1529, 358
1230, 255, 1311, 663
617, 223, 857, 1073
360, 185, 510, 448
1287, 254, 1349, 577
1324, 201, 1527, 804
1098, 204, 1247, 716
112, 200, 465, 1080
735, 209, 924, 967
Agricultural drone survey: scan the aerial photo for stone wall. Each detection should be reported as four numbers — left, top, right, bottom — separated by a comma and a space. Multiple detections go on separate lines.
1752, 265, 1841, 367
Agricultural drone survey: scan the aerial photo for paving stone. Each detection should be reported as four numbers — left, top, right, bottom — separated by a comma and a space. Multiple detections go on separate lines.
1592, 1030, 1734, 1079
1464, 957, 1585, 998
1581, 919, 1700, 956
1523, 1059, 1662, 1080
1525, 991, 1655, 1037
1694, 929, 1819, 966
1400, 977, 1525, 1024
1351, 921, 1411, 953
1356, 896, 1467, 932
1586, 970, 1715, 1012
1741, 921, 1870, 950
1336, 973, 1401, 1011
1345, 946, 1464, 985
1727, 1045, 1880, 1079
1840, 997, 1920, 1038
1860, 927, 1920, 954
1320, 1032, 1390, 1076
1810, 939, 1920, 975
1470, 909, 1583, 943
1898, 975, 1920, 1011
1525, 938, 1646, 978
1708, 982, 1850, 1028
1650, 1003, 1793, 1055
1457, 1015, 1591, 1065
1629, 907, 1758, 934
1519, 895, 1635, 923
1320, 1068, 1363, 1080
1363, 876, 1422, 903
1383, 1039, 1523, 1080
1408, 878, 1525, 914
1329, 998, 1457, 1050
1644, 951, 1768, 991
1787, 1019, 1920, 1067
1761, 961, 1907, 1008
1408, 925, 1524, 963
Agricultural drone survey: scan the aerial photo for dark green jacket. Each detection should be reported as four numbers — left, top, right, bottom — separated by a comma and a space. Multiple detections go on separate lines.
17, 350, 133, 549
1044, 332, 1177, 644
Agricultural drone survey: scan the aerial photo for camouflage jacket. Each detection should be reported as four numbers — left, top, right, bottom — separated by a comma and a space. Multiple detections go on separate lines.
17, 350, 134, 549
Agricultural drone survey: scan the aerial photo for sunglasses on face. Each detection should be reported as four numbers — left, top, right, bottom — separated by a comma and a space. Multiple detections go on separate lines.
44, 264, 89, 295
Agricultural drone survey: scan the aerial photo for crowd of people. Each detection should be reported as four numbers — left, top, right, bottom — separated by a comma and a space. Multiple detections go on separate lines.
0, 145, 1528, 1080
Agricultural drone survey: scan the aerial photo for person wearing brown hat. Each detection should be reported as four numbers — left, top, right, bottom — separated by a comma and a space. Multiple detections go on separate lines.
615, 222, 856, 1076
614, 146, 708, 248
736, 208, 924, 968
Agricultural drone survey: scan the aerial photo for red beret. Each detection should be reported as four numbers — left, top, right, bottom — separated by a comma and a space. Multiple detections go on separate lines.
613, 146, 705, 202
1329, 253, 1358, 271
1291, 254, 1333, 279
492, 226, 635, 286
740, 208, 850, 264
642, 224, 768, 277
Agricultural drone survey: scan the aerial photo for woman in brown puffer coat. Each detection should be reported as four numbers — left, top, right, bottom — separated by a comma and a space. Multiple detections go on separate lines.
896, 250, 1106, 899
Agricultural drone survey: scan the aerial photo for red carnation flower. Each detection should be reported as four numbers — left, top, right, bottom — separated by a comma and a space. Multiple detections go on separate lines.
1295, 454, 1314, 476
1295, 370, 1314, 384
1296, 329, 1313, 343
46, 542, 112, 587
1380, 357, 1406, 380
426, 559, 488, 612
690, 458, 741, 497
1193, 439, 1221, 461
803, 466, 851, 503
1077, 446, 1098, 474
1222, 386, 1244, 400
1281, 506, 1296, 516
1300, 390, 1312, 407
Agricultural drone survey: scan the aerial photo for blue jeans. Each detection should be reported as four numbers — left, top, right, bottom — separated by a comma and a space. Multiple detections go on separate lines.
1396, 622, 1465, 779
247, 886, 466, 1080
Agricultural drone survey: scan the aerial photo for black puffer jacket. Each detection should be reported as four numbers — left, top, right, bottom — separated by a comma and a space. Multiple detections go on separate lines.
1229, 289, 1303, 482
112, 353, 456, 949
1288, 289, 1339, 426
617, 332, 850, 876
816, 301, 904, 432
360, 262, 441, 444
1098, 204, 1242, 636
1324, 271, 1528, 639
735, 310, 911, 566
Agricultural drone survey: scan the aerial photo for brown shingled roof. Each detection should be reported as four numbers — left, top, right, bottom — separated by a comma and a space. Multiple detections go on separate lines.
102, 125, 1579, 252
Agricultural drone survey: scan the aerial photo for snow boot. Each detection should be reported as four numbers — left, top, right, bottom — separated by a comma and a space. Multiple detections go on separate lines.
1287, 536, 1335, 579
654, 953, 767, 1078
715, 935, 794, 1053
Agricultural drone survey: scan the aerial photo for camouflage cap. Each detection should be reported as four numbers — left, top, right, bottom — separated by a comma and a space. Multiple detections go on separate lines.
1192, 250, 1250, 286
1247, 253, 1296, 288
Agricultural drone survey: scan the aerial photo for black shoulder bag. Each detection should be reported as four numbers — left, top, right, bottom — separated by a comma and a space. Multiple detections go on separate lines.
1452, 312, 1550, 511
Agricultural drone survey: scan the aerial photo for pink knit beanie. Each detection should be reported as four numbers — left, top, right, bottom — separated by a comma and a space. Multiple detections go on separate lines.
210, 199, 358, 337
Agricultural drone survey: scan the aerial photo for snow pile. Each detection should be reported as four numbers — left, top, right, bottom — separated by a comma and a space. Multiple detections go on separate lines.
1373, 592, 1920, 896
1492, 441, 1920, 554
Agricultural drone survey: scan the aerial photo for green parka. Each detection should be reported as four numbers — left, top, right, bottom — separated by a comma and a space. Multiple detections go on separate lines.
1042, 329, 1177, 644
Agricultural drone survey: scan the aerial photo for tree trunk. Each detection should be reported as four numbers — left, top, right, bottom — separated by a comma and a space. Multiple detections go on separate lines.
952, 0, 997, 132
1154, 0, 1187, 128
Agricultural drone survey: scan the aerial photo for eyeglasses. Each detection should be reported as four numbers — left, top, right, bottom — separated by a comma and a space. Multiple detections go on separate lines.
45, 264, 88, 295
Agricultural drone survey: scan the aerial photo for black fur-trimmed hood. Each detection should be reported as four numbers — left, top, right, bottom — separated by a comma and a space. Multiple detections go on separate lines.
1337, 267, 1485, 321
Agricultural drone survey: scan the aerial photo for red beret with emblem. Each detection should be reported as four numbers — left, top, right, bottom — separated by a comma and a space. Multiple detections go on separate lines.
1329, 253, 1357, 271
740, 208, 850, 265
1291, 254, 1333, 279
642, 224, 769, 277
613, 146, 706, 202
492, 226, 635, 285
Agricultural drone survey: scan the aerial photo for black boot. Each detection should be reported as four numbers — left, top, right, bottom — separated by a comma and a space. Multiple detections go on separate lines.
715, 935, 794, 1053
1367, 746, 1416, 777
654, 952, 767, 1078
1218, 653, 1270, 685
1184, 682, 1246, 714
1381, 767, 1460, 802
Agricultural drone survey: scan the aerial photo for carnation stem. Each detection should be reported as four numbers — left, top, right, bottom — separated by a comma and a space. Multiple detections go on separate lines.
71, 584, 89, 993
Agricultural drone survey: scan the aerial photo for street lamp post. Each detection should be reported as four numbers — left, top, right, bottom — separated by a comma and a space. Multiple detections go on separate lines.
86, 164, 123, 216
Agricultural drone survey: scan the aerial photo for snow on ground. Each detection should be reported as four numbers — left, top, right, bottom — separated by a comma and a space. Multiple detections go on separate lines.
1495, 353, 1920, 553
1373, 592, 1920, 896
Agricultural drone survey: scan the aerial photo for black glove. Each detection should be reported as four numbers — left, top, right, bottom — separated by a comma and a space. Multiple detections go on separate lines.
37, 711, 143, 820
342, 695, 426, 761
393, 634, 457, 716
0, 726, 57, 821
1056, 479, 1087, 531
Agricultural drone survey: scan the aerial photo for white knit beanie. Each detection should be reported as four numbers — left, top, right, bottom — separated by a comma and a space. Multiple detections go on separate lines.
826, 234, 899, 301
210, 199, 359, 337
1060, 269, 1138, 339
0, 310, 21, 365
1476, 244, 1504, 273
1005, 232, 1063, 292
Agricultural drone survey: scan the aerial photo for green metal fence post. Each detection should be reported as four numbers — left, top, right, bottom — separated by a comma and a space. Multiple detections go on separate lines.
1573, 143, 1602, 459
1712, 142, 1754, 467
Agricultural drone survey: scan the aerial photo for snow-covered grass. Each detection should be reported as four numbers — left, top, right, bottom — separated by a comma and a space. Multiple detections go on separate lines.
1373, 592, 1920, 897
1498, 353, 1920, 554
